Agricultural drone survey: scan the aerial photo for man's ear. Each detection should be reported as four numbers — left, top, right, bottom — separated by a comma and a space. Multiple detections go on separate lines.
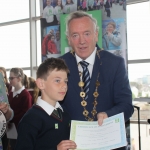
67, 36, 71, 46
95, 31, 99, 43
36, 78, 45, 90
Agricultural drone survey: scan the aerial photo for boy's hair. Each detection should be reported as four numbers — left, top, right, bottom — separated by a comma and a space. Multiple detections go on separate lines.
37, 58, 69, 80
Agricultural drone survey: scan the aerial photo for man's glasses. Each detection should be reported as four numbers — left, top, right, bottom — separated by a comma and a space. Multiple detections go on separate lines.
9, 77, 18, 81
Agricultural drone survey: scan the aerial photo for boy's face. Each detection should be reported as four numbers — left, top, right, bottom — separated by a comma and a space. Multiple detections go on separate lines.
37, 69, 68, 106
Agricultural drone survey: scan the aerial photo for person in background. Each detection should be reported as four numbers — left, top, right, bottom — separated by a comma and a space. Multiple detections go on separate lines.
78, 0, 83, 10
15, 58, 76, 150
54, 0, 64, 24
47, 34, 58, 54
60, 11, 133, 150
55, 30, 61, 53
0, 73, 14, 150
0, 67, 12, 94
96, 0, 100, 9
42, 29, 55, 62
102, 21, 122, 50
87, 0, 94, 11
26, 77, 39, 104
8, 68, 32, 150
82, 0, 87, 11
63, 0, 76, 14
100, 0, 104, 9
93, 0, 97, 9
42, 0, 55, 23
104, 0, 111, 17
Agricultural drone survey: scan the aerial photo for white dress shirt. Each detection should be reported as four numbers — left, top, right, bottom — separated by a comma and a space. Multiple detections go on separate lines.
75, 47, 97, 79
36, 96, 63, 115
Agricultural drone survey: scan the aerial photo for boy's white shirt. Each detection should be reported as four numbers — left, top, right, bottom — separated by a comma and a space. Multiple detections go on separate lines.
36, 96, 63, 115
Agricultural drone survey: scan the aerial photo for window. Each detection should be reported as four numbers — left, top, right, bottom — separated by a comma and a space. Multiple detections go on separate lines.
0, 1, 29, 23
0, 23, 30, 68
127, 2, 150, 60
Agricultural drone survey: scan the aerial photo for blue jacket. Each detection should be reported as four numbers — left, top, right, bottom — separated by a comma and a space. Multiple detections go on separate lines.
61, 49, 133, 123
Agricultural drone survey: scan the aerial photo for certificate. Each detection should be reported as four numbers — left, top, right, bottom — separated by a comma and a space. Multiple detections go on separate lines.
70, 113, 127, 150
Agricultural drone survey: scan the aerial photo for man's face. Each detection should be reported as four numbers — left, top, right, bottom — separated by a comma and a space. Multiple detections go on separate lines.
67, 17, 98, 60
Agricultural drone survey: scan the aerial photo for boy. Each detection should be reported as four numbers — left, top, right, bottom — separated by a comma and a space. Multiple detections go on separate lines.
15, 58, 76, 150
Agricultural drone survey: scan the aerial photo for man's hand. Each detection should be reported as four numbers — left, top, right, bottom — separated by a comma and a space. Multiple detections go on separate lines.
97, 112, 108, 126
57, 140, 77, 150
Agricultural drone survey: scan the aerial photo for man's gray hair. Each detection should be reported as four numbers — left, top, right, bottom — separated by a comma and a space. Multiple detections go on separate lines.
65, 11, 99, 36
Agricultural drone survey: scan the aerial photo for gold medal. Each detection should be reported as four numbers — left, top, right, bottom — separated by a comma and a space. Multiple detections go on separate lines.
78, 81, 84, 87
96, 81, 100, 86
80, 92, 85, 97
93, 92, 99, 97
91, 110, 97, 116
81, 100, 87, 106
83, 110, 89, 116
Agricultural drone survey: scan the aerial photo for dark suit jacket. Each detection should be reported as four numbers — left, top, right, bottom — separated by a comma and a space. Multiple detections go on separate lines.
61, 49, 134, 150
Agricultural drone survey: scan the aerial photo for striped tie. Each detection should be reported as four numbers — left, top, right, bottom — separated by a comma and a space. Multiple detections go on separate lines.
80, 61, 90, 100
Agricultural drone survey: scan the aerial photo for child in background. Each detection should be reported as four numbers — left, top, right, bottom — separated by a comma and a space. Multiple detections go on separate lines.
27, 77, 39, 104
87, 0, 94, 11
63, 0, 76, 14
47, 34, 58, 54
54, 0, 64, 24
15, 58, 76, 150
42, 0, 55, 23
8, 68, 32, 150
82, 0, 87, 11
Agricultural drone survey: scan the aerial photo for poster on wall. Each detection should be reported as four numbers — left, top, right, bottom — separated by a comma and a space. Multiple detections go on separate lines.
40, 0, 77, 26
102, 18, 126, 58
41, 25, 60, 62
101, 0, 127, 63
40, 0, 78, 62
60, 10, 102, 55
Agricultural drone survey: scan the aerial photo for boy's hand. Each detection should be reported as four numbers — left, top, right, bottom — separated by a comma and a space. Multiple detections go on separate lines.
57, 140, 77, 150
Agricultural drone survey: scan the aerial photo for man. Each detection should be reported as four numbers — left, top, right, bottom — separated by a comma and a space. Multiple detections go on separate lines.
55, 30, 60, 53
61, 11, 133, 150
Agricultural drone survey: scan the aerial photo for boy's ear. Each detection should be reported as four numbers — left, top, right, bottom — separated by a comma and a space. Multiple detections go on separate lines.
36, 78, 45, 90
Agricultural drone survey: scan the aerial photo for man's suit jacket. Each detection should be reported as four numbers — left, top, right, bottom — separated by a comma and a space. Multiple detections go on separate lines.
61, 49, 133, 120
61, 49, 133, 150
